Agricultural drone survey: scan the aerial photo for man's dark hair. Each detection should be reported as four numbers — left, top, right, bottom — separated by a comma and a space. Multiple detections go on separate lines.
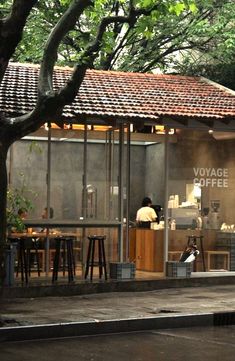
142, 197, 152, 207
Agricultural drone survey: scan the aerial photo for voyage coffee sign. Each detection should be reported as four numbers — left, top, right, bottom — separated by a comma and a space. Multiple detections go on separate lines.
193, 167, 228, 188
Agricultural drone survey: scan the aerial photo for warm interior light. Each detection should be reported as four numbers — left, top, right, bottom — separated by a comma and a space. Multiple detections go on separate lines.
155, 126, 175, 135
93, 125, 112, 131
72, 124, 85, 130
42, 123, 175, 135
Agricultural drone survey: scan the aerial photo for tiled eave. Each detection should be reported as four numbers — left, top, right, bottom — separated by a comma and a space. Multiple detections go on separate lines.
0, 63, 235, 130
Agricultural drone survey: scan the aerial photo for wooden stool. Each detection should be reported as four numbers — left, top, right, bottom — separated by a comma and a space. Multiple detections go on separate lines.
11, 237, 42, 284
52, 237, 76, 283
84, 235, 107, 281
206, 251, 230, 271
187, 235, 206, 272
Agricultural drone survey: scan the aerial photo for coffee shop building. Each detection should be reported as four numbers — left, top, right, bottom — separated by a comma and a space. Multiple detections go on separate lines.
1, 62, 235, 282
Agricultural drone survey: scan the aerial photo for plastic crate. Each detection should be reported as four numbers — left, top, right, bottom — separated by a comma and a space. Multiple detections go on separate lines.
109, 262, 136, 279
166, 261, 192, 278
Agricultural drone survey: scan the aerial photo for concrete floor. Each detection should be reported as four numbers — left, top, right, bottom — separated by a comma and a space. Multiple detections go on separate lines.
1, 326, 235, 361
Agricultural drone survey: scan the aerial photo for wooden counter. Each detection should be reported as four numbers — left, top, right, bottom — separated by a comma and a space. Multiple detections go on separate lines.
135, 229, 164, 272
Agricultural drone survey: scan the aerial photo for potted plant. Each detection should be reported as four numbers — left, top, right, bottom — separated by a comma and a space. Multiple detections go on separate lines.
7, 178, 35, 233
4, 176, 37, 286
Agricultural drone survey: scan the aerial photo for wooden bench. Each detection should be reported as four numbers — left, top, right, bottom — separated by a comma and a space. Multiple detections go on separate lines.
205, 251, 230, 271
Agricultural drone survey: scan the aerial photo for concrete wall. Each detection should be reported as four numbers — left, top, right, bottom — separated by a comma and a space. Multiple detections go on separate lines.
8, 139, 148, 222
145, 143, 165, 207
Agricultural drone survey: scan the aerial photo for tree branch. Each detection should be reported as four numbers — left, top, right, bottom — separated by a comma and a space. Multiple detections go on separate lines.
38, 0, 93, 96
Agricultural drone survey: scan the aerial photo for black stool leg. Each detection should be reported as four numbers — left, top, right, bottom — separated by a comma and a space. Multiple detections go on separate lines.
22, 242, 28, 284
192, 236, 197, 272
26, 248, 31, 277
90, 239, 95, 281
67, 240, 73, 282
71, 240, 76, 276
98, 239, 103, 279
101, 238, 107, 280
19, 243, 24, 282
34, 244, 41, 277
70, 239, 76, 277
200, 236, 206, 272
52, 239, 61, 282
15, 242, 21, 279
62, 240, 66, 276
85, 239, 92, 279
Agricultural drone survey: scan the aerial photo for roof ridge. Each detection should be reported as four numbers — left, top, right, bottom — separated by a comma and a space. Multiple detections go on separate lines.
8, 62, 198, 80
8, 62, 74, 72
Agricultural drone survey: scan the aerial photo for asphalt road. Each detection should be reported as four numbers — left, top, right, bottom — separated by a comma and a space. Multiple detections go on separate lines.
1, 326, 235, 361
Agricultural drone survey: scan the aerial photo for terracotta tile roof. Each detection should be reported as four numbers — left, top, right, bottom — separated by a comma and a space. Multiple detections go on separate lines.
0, 62, 235, 125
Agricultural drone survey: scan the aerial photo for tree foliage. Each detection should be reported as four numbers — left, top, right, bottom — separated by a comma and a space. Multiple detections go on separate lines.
2, 0, 234, 76
171, 1, 235, 89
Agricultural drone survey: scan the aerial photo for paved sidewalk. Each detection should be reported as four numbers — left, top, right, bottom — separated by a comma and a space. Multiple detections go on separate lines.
1, 284, 235, 326
1, 283, 235, 342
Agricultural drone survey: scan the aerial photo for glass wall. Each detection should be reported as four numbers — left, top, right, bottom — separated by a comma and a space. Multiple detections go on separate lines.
167, 129, 235, 231
167, 129, 235, 271
8, 126, 235, 279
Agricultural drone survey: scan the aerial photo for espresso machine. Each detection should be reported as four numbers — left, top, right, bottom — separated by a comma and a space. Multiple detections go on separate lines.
210, 200, 220, 229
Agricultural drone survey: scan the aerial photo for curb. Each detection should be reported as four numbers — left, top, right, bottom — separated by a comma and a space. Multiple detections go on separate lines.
1, 311, 235, 343
2, 275, 235, 299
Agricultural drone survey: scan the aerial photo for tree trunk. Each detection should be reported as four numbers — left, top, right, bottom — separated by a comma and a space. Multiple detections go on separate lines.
0, 0, 38, 82
0, 139, 10, 284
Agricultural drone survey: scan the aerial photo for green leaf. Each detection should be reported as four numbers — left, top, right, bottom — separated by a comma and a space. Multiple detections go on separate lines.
60, 0, 73, 5
142, 0, 154, 7
189, 3, 198, 13
171, 3, 186, 16
143, 30, 153, 40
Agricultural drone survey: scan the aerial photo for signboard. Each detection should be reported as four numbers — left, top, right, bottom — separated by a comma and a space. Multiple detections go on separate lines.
193, 167, 228, 188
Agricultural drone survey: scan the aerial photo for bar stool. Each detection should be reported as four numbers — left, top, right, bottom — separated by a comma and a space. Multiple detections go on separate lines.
8, 237, 28, 284
52, 237, 76, 283
187, 235, 206, 272
9, 237, 41, 284
84, 235, 107, 281
16, 238, 28, 284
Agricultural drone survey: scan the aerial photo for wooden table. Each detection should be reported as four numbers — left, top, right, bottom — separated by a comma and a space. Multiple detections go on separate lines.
10, 231, 81, 239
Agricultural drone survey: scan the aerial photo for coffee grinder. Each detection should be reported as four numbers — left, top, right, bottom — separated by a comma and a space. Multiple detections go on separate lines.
210, 200, 220, 229
202, 207, 210, 229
